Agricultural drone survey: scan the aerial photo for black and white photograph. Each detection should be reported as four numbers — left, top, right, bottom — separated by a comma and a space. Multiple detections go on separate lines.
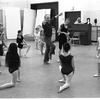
0, 0, 100, 99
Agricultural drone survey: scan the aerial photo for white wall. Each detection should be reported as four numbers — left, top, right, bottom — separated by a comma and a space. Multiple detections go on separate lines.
28, 0, 91, 26
0, 0, 28, 9
1, 0, 100, 39
1, 0, 100, 26
23, 8, 36, 35
5, 7, 21, 39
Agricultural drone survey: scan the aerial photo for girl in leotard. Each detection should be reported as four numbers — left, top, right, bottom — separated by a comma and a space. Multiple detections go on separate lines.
16, 30, 30, 57
0, 43, 21, 90
58, 43, 75, 93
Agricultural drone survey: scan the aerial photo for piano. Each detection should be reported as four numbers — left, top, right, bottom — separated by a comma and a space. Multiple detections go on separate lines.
69, 24, 92, 45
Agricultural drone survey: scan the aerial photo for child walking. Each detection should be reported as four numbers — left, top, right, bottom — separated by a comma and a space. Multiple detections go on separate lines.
16, 30, 30, 57
58, 43, 75, 93
34, 27, 40, 49
0, 43, 21, 90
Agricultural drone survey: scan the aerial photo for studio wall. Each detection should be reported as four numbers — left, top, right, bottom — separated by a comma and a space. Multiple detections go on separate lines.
35, 9, 51, 28
23, 8, 36, 36
5, 7, 21, 39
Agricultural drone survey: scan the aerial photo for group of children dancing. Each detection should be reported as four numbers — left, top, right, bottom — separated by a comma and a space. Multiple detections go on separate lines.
0, 30, 31, 89
0, 26, 75, 93
0, 18, 100, 93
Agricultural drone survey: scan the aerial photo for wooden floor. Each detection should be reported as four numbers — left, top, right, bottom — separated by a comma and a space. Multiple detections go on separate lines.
0, 40, 100, 98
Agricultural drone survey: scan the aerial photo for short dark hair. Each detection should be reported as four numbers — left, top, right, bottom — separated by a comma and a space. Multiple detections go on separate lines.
63, 43, 71, 52
87, 18, 90, 21
18, 30, 22, 33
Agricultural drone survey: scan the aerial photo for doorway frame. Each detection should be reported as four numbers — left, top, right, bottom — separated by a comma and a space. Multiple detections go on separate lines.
31, 2, 59, 40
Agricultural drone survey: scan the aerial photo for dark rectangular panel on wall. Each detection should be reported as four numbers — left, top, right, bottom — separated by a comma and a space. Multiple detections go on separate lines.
65, 11, 81, 26
65, 11, 81, 38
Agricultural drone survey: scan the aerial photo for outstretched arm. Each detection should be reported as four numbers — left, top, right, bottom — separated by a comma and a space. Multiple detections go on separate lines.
55, 13, 63, 18
72, 57, 75, 74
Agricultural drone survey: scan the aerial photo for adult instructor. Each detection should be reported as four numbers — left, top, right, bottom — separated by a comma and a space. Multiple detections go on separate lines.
42, 13, 62, 64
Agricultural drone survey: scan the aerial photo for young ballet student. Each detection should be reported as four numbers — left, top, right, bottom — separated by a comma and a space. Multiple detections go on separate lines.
96, 35, 100, 58
34, 27, 40, 49
40, 29, 45, 55
0, 43, 21, 90
16, 30, 30, 57
58, 43, 75, 93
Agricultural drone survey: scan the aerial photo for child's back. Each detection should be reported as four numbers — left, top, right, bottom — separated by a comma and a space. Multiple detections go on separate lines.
59, 54, 74, 75
6, 43, 20, 74
58, 43, 75, 93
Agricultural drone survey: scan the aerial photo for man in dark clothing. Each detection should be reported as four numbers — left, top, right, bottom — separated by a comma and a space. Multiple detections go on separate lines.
42, 13, 62, 64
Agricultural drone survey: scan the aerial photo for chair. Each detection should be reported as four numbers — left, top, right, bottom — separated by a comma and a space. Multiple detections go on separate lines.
24, 34, 35, 41
71, 32, 81, 44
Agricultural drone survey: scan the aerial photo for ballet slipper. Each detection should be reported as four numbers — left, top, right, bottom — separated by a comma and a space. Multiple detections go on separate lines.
93, 73, 100, 77
17, 79, 21, 82
59, 79, 66, 83
57, 59, 60, 63
58, 84, 70, 93
58, 86, 62, 93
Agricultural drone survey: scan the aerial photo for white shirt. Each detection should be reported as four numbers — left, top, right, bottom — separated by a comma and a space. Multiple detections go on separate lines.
34, 31, 40, 39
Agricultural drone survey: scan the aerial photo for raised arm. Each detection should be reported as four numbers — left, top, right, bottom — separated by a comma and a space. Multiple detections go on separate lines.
55, 13, 63, 18
71, 57, 75, 74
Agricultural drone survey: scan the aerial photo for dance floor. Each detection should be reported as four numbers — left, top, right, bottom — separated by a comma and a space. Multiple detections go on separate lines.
0, 40, 100, 98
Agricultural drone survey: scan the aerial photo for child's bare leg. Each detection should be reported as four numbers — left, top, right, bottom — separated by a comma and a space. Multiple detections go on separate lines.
94, 63, 100, 77
59, 66, 66, 83
58, 49, 61, 62
96, 49, 100, 58
19, 48, 21, 57
38, 40, 40, 49
67, 72, 74, 84
0, 70, 18, 90
17, 69, 20, 82
0, 56, 1, 74
26, 45, 30, 54
40, 43, 44, 55
58, 75, 70, 93
36, 41, 38, 49
24, 45, 30, 57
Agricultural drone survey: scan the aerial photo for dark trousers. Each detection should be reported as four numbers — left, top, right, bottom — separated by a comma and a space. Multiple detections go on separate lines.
44, 37, 55, 62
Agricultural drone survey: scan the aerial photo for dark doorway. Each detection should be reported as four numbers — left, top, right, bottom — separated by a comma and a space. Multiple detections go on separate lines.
31, 2, 58, 40
65, 11, 81, 26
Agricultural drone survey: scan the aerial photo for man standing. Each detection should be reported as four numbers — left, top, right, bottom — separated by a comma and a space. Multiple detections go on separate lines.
42, 13, 62, 64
